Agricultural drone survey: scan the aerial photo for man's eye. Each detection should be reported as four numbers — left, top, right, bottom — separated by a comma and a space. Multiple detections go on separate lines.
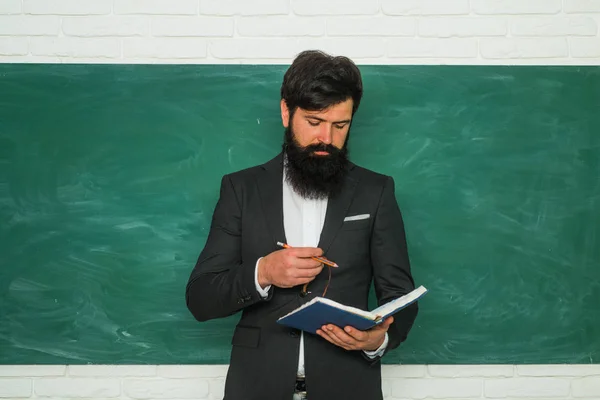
308, 120, 319, 126
334, 124, 346, 130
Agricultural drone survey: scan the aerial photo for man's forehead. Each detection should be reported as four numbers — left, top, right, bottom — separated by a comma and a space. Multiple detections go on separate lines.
299, 101, 353, 119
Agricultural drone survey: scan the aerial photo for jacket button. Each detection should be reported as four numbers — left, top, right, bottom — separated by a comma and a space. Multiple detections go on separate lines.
299, 291, 308, 298
289, 330, 299, 338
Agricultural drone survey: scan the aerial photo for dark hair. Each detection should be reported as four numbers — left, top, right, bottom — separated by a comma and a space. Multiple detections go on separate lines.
280, 50, 363, 116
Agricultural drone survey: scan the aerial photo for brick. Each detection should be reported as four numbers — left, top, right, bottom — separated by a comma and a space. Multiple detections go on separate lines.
419, 17, 507, 37
428, 365, 514, 378
511, 17, 597, 36
0, 0, 21, 14
328, 17, 416, 36
388, 38, 478, 58
210, 38, 298, 59
200, 0, 290, 16
293, 0, 378, 16
56, 57, 123, 63
24, 0, 111, 15
496, 398, 579, 400
0, 366, 66, 377
381, 365, 427, 378
63, 17, 150, 37
0, 379, 32, 398
211, 37, 385, 60
572, 376, 600, 397
30, 37, 120, 58
209, 378, 225, 399
297, 38, 385, 58
382, 0, 470, 16
0, 16, 59, 35
158, 365, 228, 378
480, 38, 568, 58
517, 365, 600, 377
152, 17, 234, 37
123, 378, 209, 399
381, 379, 392, 398
0, 55, 62, 62
115, 0, 197, 15
472, 0, 562, 15
238, 16, 325, 37
68, 365, 157, 377
484, 377, 570, 398
124, 38, 207, 59
570, 38, 600, 57
35, 378, 120, 398
565, 0, 600, 13
392, 378, 483, 398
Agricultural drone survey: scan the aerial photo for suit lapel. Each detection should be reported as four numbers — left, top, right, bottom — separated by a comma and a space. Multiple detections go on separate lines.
318, 171, 358, 253
256, 153, 287, 247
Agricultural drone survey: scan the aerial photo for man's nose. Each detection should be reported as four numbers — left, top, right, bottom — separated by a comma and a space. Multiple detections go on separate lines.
317, 125, 333, 144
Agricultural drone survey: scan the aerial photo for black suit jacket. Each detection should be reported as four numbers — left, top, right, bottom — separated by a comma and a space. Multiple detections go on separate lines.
186, 153, 418, 400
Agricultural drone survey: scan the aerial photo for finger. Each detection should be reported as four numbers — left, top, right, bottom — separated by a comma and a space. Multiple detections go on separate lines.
292, 247, 323, 258
292, 267, 324, 279
318, 328, 351, 350
324, 324, 358, 349
343, 326, 369, 342
283, 253, 321, 269
374, 316, 394, 331
316, 329, 340, 347
285, 263, 322, 278
294, 258, 323, 269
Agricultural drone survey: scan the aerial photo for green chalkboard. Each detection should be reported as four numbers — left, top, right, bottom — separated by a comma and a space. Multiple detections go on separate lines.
0, 64, 599, 365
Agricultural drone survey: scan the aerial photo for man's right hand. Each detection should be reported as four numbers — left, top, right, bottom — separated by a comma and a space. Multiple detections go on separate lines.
257, 247, 324, 289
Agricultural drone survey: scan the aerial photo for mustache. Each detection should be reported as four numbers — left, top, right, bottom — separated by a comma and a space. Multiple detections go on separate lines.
301, 142, 340, 154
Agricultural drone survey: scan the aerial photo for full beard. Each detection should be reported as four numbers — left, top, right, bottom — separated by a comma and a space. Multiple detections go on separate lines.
282, 126, 349, 200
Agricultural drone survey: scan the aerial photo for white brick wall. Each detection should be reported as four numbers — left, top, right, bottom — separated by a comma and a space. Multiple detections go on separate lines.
0, 365, 599, 399
0, 0, 598, 63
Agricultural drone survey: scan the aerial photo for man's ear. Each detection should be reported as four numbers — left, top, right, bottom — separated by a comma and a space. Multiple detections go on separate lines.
280, 99, 290, 128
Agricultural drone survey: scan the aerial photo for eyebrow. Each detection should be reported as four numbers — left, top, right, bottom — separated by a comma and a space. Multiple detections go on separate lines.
305, 116, 352, 124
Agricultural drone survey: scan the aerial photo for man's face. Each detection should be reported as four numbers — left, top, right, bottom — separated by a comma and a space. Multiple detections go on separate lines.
281, 98, 353, 153
280, 98, 353, 200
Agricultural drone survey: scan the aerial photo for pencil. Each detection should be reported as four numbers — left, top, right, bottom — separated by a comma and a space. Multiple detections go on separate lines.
276, 242, 339, 268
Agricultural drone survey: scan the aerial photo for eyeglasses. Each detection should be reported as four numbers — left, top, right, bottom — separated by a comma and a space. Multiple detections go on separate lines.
300, 260, 333, 298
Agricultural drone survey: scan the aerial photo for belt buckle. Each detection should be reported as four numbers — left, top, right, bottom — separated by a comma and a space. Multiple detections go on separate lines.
294, 375, 307, 399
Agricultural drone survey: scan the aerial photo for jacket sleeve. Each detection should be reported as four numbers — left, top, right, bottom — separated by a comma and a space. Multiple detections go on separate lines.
363, 176, 419, 364
185, 174, 273, 322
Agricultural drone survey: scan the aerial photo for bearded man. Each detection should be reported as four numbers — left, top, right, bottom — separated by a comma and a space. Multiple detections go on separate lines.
185, 50, 420, 400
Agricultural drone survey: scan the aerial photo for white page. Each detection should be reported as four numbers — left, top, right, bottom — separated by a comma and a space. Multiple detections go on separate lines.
371, 286, 428, 318
278, 296, 376, 321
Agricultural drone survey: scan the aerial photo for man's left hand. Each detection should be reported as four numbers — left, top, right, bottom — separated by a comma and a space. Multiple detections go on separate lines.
316, 316, 393, 351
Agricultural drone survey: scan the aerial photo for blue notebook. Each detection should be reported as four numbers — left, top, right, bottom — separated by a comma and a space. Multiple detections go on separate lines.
277, 285, 428, 333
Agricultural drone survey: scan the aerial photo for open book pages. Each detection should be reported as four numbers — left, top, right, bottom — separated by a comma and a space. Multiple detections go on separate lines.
279, 296, 377, 321
371, 285, 428, 318
278, 285, 428, 322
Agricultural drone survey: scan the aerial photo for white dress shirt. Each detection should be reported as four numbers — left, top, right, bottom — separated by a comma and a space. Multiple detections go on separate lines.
254, 166, 388, 376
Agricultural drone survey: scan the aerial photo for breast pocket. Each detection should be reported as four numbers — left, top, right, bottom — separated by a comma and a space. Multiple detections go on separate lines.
341, 217, 371, 231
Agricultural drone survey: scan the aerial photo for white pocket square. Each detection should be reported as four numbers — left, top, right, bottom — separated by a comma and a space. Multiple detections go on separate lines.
344, 214, 370, 222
